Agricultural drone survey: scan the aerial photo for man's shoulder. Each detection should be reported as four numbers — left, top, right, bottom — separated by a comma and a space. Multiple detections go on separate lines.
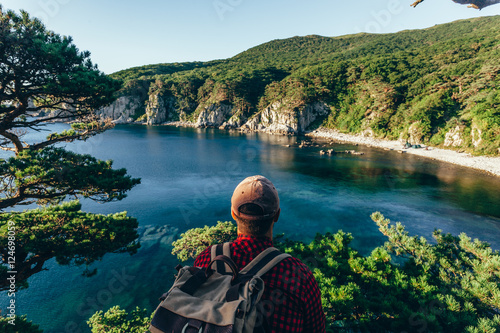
193, 246, 212, 267
278, 255, 316, 277
195, 243, 315, 278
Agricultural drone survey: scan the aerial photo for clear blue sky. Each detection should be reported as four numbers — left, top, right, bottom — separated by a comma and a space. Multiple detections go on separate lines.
1, 0, 499, 74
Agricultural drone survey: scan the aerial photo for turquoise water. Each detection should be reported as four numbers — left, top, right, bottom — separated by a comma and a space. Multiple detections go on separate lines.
2, 124, 500, 332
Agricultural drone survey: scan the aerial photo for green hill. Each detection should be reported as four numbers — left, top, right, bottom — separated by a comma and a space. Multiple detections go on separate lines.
109, 15, 500, 155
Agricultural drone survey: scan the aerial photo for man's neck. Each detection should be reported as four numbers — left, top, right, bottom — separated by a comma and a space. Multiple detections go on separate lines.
237, 231, 273, 240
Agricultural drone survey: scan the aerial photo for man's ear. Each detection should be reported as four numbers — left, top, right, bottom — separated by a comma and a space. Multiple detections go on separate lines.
273, 208, 281, 222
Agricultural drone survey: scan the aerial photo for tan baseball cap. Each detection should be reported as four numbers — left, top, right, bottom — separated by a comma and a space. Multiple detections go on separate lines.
231, 175, 280, 221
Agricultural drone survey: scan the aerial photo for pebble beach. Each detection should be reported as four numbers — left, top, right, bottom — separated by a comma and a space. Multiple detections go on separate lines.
159, 122, 500, 177
307, 128, 500, 177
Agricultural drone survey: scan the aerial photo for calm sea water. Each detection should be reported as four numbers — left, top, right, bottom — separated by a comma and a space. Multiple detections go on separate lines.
2, 124, 500, 332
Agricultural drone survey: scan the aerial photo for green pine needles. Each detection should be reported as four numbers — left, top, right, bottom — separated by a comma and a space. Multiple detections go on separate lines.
0, 201, 140, 291
0, 7, 141, 327
371, 212, 500, 332
171, 221, 237, 262
164, 215, 500, 332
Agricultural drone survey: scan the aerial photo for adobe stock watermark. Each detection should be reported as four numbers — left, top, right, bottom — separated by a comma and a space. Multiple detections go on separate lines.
178, 141, 260, 226
213, 0, 243, 21
64, 268, 136, 333
4, 219, 17, 326
33, 0, 73, 23
403, 300, 445, 333
354, 0, 404, 34
73, 131, 105, 156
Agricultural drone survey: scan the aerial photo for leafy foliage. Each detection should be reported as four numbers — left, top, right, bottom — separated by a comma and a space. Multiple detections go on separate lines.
371, 212, 500, 332
0, 147, 140, 209
114, 16, 500, 155
0, 5, 141, 293
0, 6, 121, 153
0, 315, 43, 333
0, 7, 138, 209
87, 306, 152, 333
0, 201, 140, 290
171, 221, 237, 261
168, 217, 500, 332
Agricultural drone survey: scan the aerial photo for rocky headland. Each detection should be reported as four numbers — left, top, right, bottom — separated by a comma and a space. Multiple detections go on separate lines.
97, 16, 500, 177
96, 95, 500, 177
97, 94, 330, 135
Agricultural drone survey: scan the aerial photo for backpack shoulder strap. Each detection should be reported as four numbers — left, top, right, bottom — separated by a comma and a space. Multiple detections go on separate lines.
225, 247, 291, 302
239, 247, 291, 278
210, 242, 232, 274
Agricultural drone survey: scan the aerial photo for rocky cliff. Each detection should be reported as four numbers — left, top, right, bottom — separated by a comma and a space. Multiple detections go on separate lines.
100, 94, 329, 135
145, 93, 178, 125
195, 103, 233, 128
97, 96, 143, 124
242, 101, 329, 134
95, 93, 489, 154
105, 16, 500, 156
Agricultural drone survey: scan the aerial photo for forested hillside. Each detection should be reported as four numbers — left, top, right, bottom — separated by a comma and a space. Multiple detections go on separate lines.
107, 15, 500, 155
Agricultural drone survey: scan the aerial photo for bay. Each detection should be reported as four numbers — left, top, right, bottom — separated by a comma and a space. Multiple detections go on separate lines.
2, 124, 500, 333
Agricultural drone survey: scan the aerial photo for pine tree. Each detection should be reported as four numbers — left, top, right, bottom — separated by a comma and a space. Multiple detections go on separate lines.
0, 6, 140, 292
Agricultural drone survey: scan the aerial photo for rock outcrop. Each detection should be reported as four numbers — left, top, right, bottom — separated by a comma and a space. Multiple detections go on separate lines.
195, 103, 233, 127
146, 93, 178, 125
98, 95, 328, 135
138, 225, 178, 247
444, 123, 484, 148
220, 112, 246, 129
97, 96, 143, 124
471, 123, 482, 148
444, 125, 465, 147
407, 122, 423, 144
242, 101, 329, 134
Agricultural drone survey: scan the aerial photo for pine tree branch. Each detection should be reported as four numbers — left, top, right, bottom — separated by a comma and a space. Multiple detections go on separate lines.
0, 129, 24, 153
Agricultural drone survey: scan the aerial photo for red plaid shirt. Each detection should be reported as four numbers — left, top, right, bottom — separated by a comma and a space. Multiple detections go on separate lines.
194, 235, 326, 333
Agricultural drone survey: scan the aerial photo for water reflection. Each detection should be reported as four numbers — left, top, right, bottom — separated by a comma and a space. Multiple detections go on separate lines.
4, 124, 500, 333
219, 129, 500, 249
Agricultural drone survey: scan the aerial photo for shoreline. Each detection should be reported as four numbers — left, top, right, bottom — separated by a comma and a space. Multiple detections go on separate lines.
127, 121, 500, 177
162, 120, 198, 128
305, 127, 500, 177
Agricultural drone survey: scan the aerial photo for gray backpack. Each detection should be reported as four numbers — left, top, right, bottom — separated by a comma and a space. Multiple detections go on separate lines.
149, 243, 290, 333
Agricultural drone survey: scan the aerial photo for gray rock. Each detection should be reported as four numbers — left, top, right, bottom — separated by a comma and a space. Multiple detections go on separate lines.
97, 96, 142, 123
146, 94, 178, 125
242, 101, 329, 134
196, 103, 233, 127
138, 225, 179, 246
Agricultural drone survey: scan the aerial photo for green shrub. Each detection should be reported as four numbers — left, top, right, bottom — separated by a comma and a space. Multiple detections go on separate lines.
171, 221, 237, 261
87, 306, 151, 333
0, 315, 43, 333
88, 213, 500, 332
